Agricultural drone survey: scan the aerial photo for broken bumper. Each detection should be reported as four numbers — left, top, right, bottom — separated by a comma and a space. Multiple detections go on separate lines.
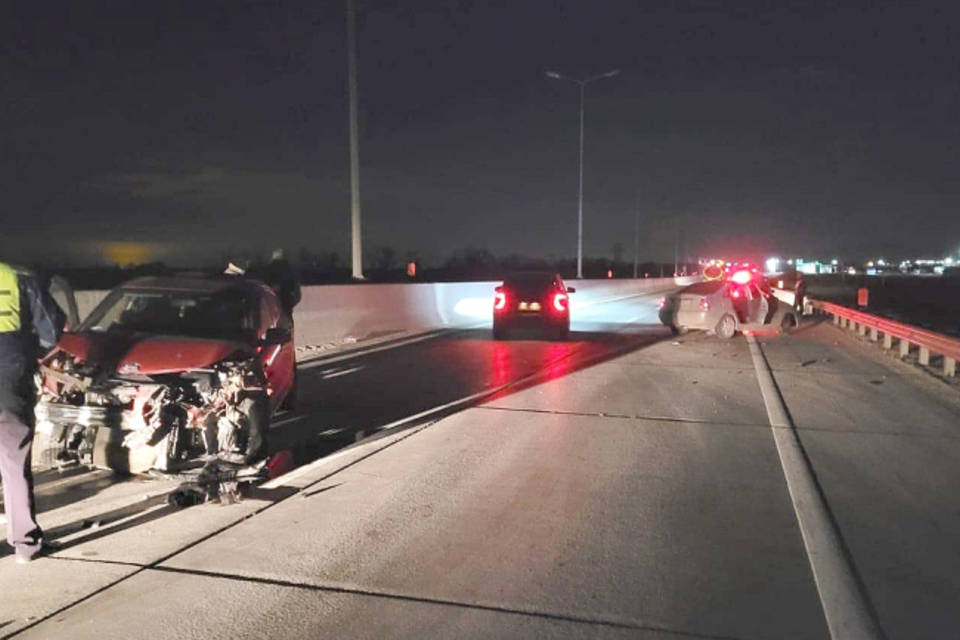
34, 400, 128, 430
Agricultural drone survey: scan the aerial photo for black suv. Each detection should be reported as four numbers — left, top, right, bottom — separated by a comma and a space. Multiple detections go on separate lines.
492, 272, 575, 340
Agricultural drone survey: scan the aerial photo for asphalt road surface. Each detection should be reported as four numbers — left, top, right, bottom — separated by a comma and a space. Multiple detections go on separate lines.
2, 290, 959, 640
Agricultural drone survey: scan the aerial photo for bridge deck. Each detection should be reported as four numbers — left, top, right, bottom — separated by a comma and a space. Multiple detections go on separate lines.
2, 294, 958, 640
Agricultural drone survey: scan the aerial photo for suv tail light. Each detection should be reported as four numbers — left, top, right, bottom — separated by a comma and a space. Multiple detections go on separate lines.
552, 292, 568, 312
699, 297, 709, 311
494, 291, 507, 311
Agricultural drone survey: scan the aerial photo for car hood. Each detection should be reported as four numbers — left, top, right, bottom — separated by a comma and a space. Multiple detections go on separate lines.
53, 331, 253, 375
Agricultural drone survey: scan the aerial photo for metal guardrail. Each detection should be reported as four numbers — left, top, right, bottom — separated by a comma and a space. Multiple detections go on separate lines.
811, 299, 958, 377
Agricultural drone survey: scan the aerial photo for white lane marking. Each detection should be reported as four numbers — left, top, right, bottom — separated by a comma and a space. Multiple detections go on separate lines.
321, 365, 365, 380
746, 335, 885, 640
298, 329, 452, 368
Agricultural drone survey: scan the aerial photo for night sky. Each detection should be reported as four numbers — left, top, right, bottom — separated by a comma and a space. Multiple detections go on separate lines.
4, 1, 960, 267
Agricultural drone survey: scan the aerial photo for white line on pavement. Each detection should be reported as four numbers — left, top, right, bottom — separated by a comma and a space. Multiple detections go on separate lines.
746, 335, 886, 640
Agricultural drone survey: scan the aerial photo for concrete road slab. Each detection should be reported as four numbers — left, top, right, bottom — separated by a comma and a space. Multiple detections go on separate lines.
759, 322, 960, 639
133, 408, 830, 640
15, 568, 729, 640
0, 558, 133, 636
486, 337, 769, 427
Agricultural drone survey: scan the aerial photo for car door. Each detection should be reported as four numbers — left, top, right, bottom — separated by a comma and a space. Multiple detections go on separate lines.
746, 283, 769, 324
48, 274, 80, 330
258, 287, 296, 410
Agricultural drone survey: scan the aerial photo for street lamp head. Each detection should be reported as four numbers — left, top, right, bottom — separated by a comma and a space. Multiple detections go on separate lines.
545, 71, 563, 80
602, 69, 621, 78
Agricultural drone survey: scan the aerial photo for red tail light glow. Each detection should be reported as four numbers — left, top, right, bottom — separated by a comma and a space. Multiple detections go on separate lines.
730, 270, 753, 285
657, 297, 666, 310
553, 292, 568, 312
731, 289, 741, 298
699, 297, 709, 311
494, 291, 507, 311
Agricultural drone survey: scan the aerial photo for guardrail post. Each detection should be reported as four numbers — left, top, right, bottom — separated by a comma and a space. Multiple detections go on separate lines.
946, 357, 957, 377
882, 333, 893, 349
833, 313, 840, 326
858, 323, 867, 337
869, 327, 878, 341
899, 339, 910, 358
918, 346, 930, 366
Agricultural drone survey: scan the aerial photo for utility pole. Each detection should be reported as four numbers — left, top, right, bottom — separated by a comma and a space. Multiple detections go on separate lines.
674, 227, 679, 277
633, 194, 640, 278
347, 0, 363, 279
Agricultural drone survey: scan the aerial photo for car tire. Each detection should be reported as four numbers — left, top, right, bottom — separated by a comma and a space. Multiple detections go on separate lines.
715, 314, 737, 340
493, 324, 508, 340
552, 324, 570, 341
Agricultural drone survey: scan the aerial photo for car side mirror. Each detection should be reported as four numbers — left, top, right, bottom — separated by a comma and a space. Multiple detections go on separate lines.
263, 327, 291, 345
566, 286, 576, 293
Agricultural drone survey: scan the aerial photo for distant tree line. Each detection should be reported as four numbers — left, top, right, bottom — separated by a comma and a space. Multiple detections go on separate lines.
37, 247, 694, 289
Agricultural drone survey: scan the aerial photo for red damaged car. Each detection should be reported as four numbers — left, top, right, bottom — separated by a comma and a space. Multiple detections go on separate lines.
34, 276, 296, 474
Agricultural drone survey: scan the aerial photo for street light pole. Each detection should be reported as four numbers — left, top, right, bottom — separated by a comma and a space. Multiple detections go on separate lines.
546, 69, 620, 279
633, 193, 640, 278
347, 0, 363, 280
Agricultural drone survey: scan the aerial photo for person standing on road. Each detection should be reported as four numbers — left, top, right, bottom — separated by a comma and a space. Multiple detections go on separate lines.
794, 273, 806, 314
261, 249, 301, 315
0, 262, 64, 563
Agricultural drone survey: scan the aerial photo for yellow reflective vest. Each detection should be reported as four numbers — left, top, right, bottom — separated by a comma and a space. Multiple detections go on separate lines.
0, 262, 21, 332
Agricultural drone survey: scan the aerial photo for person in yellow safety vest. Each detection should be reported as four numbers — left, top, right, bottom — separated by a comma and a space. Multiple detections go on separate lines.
0, 262, 64, 564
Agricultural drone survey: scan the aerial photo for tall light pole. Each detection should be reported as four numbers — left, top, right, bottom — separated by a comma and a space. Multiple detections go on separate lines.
633, 192, 640, 279
347, 0, 363, 279
546, 69, 620, 279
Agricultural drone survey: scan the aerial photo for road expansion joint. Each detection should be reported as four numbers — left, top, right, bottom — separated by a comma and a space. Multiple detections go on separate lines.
475, 405, 773, 430
747, 336, 887, 640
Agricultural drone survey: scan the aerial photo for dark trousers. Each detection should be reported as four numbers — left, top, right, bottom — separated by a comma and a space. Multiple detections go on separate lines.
0, 360, 42, 552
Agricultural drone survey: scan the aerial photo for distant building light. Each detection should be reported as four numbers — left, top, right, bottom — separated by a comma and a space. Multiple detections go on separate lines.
877, 259, 886, 266
831, 259, 839, 265
866, 261, 874, 267
765, 257, 780, 273
847, 266, 857, 275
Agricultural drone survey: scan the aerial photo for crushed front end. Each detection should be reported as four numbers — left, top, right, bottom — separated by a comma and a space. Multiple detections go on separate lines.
35, 350, 269, 474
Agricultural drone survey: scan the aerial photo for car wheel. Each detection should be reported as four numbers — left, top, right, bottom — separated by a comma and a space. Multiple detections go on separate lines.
493, 324, 508, 340
552, 324, 570, 341
715, 314, 737, 339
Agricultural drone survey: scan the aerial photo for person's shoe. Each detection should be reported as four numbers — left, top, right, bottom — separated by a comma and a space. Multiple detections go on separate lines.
14, 541, 62, 564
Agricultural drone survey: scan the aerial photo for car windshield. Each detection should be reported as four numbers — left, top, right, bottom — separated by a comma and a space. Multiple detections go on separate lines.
80, 288, 257, 342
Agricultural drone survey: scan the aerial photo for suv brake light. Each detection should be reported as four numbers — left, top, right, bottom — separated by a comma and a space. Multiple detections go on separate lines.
494, 291, 507, 311
552, 292, 568, 312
